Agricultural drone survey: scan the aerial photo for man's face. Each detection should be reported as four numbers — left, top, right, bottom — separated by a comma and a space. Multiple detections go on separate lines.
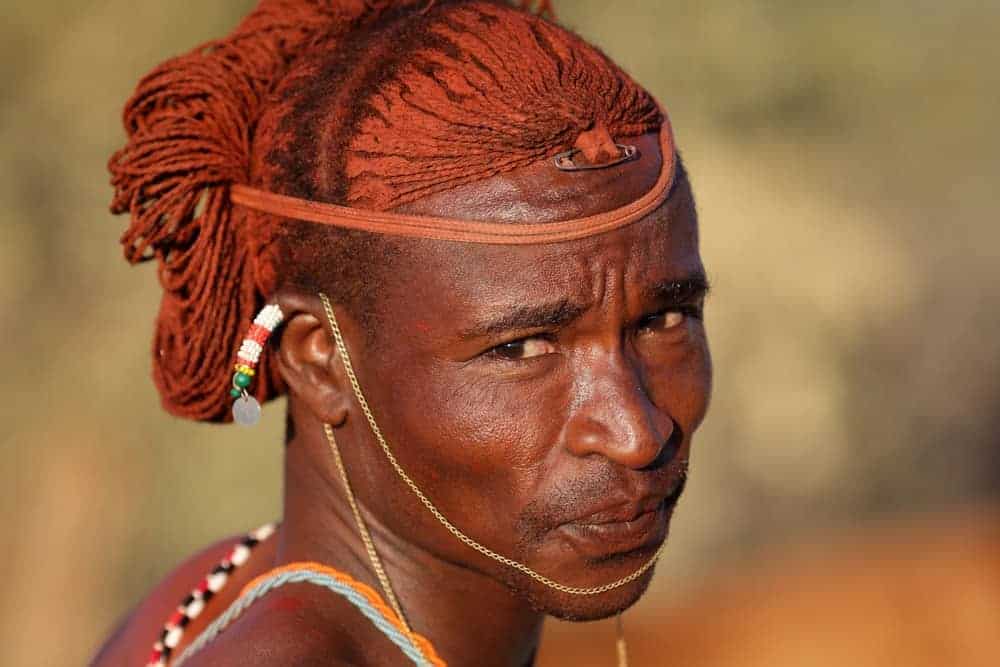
332, 132, 711, 620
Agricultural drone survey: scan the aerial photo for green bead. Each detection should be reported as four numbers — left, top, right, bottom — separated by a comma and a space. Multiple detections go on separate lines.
234, 372, 252, 388
230, 388, 242, 398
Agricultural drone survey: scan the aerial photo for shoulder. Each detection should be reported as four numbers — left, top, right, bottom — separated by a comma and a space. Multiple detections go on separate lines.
171, 587, 354, 666
91, 529, 277, 666
91, 530, 422, 667
172, 581, 410, 667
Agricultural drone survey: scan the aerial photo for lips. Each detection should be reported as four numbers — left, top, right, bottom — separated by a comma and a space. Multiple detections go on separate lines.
566, 472, 687, 527
557, 474, 686, 558
559, 500, 670, 559
572, 495, 667, 526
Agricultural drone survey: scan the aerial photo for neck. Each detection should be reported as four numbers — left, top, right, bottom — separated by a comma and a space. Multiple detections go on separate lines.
277, 403, 545, 666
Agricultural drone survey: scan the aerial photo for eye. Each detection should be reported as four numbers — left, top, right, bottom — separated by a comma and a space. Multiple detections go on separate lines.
486, 336, 556, 361
638, 306, 700, 334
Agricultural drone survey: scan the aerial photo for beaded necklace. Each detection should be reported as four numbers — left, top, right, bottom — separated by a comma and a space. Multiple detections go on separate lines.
145, 523, 276, 666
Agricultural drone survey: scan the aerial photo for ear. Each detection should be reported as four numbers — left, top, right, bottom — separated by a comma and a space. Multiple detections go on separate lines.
272, 289, 351, 427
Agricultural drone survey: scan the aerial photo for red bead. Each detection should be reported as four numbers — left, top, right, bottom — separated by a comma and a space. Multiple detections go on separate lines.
168, 609, 185, 626
248, 324, 270, 344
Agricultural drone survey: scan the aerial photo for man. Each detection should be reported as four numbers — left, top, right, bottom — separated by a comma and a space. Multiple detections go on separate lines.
94, 1, 711, 664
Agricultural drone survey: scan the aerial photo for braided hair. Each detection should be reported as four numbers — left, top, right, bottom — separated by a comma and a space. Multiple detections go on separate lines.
109, 0, 663, 421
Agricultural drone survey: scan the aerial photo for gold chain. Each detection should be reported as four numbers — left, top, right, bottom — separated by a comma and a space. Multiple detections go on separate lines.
616, 612, 629, 667
324, 422, 410, 631
318, 291, 666, 597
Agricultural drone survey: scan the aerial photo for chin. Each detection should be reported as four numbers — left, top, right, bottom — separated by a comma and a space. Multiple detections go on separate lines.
497, 498, 677, 620
509, 565, 659, 622
498, 533, 666, 621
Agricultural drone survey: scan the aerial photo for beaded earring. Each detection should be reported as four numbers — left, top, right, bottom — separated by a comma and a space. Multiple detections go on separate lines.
230, 303, 284, 426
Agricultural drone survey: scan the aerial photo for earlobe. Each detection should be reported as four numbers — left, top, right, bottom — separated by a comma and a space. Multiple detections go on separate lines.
273, 293, 351, 427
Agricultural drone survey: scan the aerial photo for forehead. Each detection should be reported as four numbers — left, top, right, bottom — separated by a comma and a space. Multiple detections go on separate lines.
377, 179, 700, 331
373, 131, 700, 323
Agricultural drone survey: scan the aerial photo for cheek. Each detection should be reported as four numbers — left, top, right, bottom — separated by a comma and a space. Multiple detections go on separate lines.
640, 323, 712, 430
377, 362, 565, 542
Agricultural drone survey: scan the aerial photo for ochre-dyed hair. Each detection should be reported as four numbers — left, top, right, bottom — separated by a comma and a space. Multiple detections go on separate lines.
109, 0, 663, 422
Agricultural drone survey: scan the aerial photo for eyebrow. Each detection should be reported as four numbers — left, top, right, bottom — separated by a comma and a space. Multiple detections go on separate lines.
458, 271, 711, 341
458, 297, 589, 341
643, 271, 711, 306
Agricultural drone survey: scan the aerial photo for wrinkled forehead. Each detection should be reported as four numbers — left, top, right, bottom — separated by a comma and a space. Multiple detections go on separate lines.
372, 140, 698, 330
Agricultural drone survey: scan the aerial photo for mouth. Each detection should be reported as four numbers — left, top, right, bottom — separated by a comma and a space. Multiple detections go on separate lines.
557, 474, 687, 559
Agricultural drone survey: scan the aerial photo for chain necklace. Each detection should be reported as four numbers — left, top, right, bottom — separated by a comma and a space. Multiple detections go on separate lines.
319, 292, 640, 665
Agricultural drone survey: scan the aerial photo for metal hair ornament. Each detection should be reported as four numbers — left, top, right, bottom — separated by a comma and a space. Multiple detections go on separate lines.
553, 143, 638, 171
230, 303, 284, 425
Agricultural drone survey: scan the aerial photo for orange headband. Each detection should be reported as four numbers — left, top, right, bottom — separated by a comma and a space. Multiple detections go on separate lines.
231, 115, 675, 245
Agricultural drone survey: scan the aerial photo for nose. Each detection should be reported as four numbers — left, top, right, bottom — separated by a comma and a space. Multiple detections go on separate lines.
561, 351, 675, 470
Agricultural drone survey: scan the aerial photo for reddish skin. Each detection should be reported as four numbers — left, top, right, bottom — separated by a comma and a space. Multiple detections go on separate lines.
91, 131, 711, 666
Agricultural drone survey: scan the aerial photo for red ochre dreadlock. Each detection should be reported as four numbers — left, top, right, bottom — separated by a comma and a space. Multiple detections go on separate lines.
109, 0, 663, 422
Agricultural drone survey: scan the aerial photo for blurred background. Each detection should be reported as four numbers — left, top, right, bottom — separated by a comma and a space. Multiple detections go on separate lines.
1, 1, 997, 665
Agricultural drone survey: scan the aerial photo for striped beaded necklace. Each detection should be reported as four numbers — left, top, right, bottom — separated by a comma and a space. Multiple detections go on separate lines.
145, 306, 282, 666
146, 523, 276, 666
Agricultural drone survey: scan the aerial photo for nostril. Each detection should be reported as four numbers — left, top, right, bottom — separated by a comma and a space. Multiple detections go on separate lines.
562, 357, 678, 468
562, 408, 678, 470
639, 418, 681, 472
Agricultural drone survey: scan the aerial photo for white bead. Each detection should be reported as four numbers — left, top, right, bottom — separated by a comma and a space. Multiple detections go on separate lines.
186, 597, 205, 619
164, 626, 183, 648
239, 340, 263, 357
230, 544, 251, 566
207, 571, 228, 593
254, 304, 284, 329
254, 523, 276, 541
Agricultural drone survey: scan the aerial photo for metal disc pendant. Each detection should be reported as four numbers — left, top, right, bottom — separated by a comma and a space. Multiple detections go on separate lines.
233, 394, 262, 426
